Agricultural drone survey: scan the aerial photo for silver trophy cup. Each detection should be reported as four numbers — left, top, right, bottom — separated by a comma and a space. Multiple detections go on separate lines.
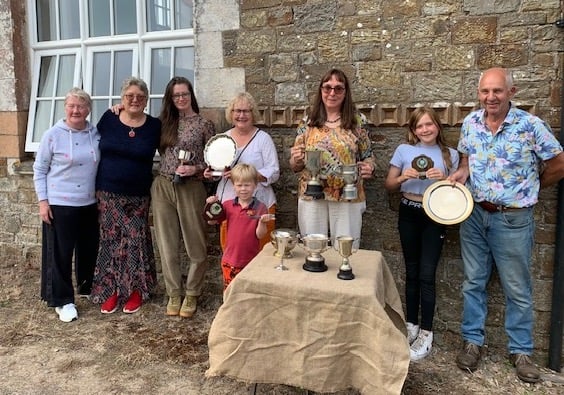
304, 150, 324, 199
338, 164, 359, 200
173, 149, 194, 184
300, 233, 330, 272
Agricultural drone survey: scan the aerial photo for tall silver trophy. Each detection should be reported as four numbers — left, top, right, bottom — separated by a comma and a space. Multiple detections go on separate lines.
338, 164, 359, 200
274, 231, 291, 271
304, 150, 324, 199
173, 149, 194, 184
300, 234, 330, 272
334, 235, 356, 280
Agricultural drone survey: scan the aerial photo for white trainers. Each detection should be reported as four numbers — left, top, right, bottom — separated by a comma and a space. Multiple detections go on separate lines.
410, 329, 433, 361
55, 303, 78, 322
406, 322, 420, 345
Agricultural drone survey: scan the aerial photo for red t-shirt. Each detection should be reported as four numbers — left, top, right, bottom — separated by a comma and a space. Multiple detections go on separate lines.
221, 197, 268, 268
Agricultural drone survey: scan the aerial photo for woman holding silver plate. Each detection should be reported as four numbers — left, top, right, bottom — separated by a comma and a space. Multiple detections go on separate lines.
204, 92, 280, 251
289, 68, 375, 249
152, 76, 216, 318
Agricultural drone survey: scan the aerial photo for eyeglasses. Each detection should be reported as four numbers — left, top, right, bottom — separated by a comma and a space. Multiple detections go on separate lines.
65, 104, 88, 111
232, 109, 252, 115
123, 94, 147, 102
321, 85, 345, 95
172, 93, 190, 101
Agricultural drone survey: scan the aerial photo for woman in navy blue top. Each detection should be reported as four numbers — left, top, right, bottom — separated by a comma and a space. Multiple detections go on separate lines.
91, 77, 161, 315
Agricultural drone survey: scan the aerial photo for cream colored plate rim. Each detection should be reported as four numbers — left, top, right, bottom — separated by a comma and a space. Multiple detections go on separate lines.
422, 181, 474, 225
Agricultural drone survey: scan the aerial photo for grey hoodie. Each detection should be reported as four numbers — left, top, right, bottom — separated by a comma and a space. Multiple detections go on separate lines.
33, 119, 100, 206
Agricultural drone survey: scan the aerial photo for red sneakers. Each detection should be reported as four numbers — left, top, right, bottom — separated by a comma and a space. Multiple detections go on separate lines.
101, 292, 118, 314
123, 290, 142, 314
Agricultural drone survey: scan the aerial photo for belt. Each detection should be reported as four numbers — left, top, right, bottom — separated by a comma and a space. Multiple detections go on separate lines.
400, 197, 423, 209
159, 173, 175, 181
477, 201, 525, 213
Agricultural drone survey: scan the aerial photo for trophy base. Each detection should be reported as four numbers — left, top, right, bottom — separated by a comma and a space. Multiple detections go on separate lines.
304, 184, 324, 200
303, 258, 328, 273
337, 268, 355, 280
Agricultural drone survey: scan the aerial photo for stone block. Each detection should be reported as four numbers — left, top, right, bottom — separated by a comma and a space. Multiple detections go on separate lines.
274, 82, 307, 106
477, 44, 528, 69
435, 45, 475, 71
462, 0, 520, 15
452, 16, 497, 44
294, 1, 337, 33
236, 30, 277, 54
268, 53, 299, 83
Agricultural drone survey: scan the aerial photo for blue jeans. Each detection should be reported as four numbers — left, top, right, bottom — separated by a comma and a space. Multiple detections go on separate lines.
460, 205, 535, 355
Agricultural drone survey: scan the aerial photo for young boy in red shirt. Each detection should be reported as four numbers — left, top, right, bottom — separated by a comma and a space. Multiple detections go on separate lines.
205, 163, 275, 289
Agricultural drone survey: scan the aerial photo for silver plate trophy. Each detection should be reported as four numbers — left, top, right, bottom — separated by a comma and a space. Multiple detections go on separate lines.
304, 150, 324, 199
334, 235, 357, 280
172, 149, 194, 184
300, 233, 330, 272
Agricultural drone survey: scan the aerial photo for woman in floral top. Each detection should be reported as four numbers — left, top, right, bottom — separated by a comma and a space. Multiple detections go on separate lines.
289, 68, 375, 248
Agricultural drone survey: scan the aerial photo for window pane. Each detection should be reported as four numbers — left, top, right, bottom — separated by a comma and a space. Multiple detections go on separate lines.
92, 52, 111, 95
38, 56, 56, 97
59, 0, 80, 39
89, 0, 110, 37
176, 0, 193, 29
91, 99, 107, 125
56, 55, 77, 96
148, 0, 171, 31
149, 98, 161, 117
115, 0, 137, 35
37, 0, 57, 41
33, 101, 53, 141
114, 51, 134, 95
174, 47, 194, 82
151, 48, 171, 94
54, 99, 65, 121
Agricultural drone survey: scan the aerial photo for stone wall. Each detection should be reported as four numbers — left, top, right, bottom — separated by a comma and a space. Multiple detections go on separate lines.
0, 0, 563, 361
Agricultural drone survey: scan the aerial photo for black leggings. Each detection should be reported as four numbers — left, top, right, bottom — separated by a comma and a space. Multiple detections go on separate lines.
398, 198, 445, 331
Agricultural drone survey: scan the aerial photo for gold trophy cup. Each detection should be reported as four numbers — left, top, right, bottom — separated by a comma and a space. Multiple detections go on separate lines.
334, 235, 357, 280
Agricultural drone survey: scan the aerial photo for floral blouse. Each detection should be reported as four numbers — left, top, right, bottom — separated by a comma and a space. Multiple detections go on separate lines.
292, 113, 374, 202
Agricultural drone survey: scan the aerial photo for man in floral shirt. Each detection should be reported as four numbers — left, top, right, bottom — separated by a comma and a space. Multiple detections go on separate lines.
448, 67, 564, 383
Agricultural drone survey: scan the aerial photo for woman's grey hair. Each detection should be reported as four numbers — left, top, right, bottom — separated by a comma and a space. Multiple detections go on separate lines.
120, 76, 149, 97
65, 87, 92, 110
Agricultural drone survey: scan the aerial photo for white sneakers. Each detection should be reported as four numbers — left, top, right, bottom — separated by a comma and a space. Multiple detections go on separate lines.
406, 322, 420, 345
410, 329, 433, 361
55, 303, 78, 322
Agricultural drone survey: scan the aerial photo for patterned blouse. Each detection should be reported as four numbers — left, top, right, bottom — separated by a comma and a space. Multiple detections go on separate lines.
458, 105, 562, 207
158, 113, 215, 180
293, 113, 374, 202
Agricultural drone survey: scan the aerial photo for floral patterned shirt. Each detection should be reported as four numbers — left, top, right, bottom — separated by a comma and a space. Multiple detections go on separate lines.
293, 113, 374, 202
158, 113, 216, 180
458, 104, 562, 207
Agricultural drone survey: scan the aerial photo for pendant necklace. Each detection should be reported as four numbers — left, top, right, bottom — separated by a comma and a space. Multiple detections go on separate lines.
129, 127, 136, 138
326, 116, 341, 123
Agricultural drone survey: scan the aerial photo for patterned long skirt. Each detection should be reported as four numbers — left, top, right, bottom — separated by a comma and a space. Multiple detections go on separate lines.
91, 191, 156, 305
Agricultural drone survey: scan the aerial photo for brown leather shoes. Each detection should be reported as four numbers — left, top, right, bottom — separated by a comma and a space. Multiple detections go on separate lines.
456, 341, 482, 372
510, 354, 541, 383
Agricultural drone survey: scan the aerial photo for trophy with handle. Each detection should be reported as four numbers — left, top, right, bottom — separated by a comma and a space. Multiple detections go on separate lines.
304, 150, 324, 199
338, 164, 359, 200
173, 149, 194, 184
334, 235, 357, 280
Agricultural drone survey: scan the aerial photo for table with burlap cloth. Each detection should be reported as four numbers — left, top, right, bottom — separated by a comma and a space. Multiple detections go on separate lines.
206, 244, 410, 394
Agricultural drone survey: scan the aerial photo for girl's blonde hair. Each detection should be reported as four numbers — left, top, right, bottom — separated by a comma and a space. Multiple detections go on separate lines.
406, 106, 453, 171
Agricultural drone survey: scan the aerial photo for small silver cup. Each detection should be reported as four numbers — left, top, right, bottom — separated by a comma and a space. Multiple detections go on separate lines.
304, 150, 324, 199
300, 233, 330, 272
173, 150, 194, 184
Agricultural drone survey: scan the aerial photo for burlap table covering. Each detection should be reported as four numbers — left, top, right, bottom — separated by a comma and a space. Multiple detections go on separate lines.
206, 244, 409, 394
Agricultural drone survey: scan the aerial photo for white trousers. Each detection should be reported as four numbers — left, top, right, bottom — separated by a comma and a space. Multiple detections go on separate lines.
298, 199, 366, 249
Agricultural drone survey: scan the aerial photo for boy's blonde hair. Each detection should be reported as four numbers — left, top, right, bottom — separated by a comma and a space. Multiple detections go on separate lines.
230, 163, 258, 184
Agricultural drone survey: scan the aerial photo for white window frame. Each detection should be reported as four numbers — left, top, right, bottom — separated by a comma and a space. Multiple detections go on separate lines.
25, 0, 195, 152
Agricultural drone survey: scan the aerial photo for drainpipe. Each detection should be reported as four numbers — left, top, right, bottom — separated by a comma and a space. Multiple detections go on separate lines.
548, 13, 564, 372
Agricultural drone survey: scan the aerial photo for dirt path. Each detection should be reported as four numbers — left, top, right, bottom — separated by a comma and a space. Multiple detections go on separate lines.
1, 262, 563, 394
